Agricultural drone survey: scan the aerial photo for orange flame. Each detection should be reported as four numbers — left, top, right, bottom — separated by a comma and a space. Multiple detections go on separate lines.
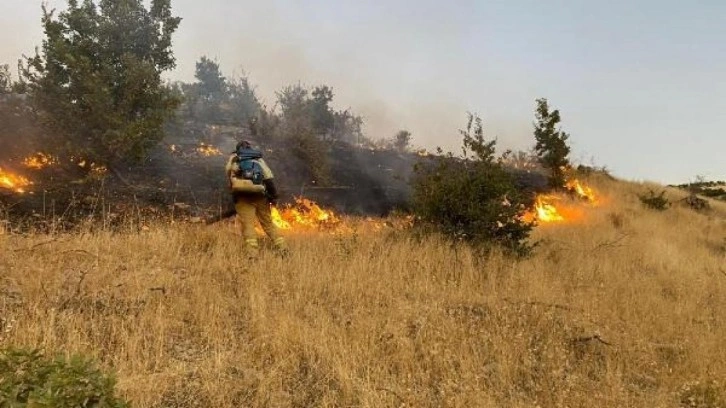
69, 156, 107, 175
523, 179, 598, 224
0, 167, 32, 193
271, 197, 341, 230
22, 152, 57, 170
565, 179, 596, 202
90, 163, 108, 176
522, 195, 565, 223
196, 143, 222, 157
533, 195, 565, 222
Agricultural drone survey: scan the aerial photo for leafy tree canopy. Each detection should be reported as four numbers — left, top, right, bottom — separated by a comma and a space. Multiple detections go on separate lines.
22, 0, 182, 166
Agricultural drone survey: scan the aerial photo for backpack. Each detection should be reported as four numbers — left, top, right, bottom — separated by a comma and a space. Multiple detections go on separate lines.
234, 148, 264, 185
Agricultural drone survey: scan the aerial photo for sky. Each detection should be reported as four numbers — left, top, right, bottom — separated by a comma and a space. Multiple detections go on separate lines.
1, 0, 724, 184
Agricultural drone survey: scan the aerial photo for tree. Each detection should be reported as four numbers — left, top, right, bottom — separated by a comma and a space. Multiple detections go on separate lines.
195, 57, 226, 101
22, 0, 182, 166
393, 130, 411, 152
276, 84, 309, 120
331, 109, 363, 144
178, 58, 262, 126
190, 56, 226, 123
274, 84, 331, 184
310, 85, 335, 137
0, 64, 11, 94
533, 98, 571, 188
412, 114, 534, 256
227, 75, 261, 125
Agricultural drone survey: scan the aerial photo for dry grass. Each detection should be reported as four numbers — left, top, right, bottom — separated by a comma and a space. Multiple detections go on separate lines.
1, 176, 725, 407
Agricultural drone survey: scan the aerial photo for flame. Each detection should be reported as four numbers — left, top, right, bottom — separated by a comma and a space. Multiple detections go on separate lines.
270, 197, 341, 230
196, 143, 222, 157
522, 195, 565, 223
0, 167, 32, 193
565, 179, 596, 202
533, 195, 565, 222
265, 197, 415, 234
90, 163, 108, 175
271, 207, 292, 230
70, 156, 86, 168
523, 178, 598, 224
22, 152, 57, 170
69, 156, 107, 175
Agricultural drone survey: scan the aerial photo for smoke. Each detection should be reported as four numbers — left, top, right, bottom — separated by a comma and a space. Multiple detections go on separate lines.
0, 96, 43, 163
164, 0, 537, 155
0, 0, 548, 220
1, 0, 539, 157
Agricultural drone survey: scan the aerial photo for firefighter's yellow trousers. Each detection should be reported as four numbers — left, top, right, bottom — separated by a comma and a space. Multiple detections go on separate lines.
234, 195, 287, 253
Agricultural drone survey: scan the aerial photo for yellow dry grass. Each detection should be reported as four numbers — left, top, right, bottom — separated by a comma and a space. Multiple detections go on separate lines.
1, 176, 725, 407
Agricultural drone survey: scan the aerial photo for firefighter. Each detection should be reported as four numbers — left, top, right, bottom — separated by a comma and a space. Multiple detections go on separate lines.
225, 140, 288, 257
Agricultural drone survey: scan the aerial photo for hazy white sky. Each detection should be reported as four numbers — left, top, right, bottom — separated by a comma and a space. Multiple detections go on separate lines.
1, 0, 724, 183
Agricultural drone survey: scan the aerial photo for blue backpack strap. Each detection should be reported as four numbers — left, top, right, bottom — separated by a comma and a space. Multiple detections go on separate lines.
236, 147, 263, 161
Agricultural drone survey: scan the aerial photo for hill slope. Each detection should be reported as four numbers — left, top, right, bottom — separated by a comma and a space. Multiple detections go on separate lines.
1, 175, 725, 407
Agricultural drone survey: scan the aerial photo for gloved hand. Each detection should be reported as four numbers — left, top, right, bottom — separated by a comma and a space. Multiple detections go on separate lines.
263, 179, 279, 206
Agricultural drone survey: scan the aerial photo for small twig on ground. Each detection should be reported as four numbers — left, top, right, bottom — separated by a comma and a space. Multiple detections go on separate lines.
59, 249, 96, 257
571, 334, 613, 346
14, 238, 60, 252
40, 282, 50, 302
149, 287, 167, 295
719, 268, 726, 278
58, 269, 89, 311
591, 233, 630, 252
503, 297, 575, 312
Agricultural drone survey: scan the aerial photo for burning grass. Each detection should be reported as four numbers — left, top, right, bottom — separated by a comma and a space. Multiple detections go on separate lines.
271, 197, 341, 230
523, 177, 599, 224
22, 152, 58, 170
196, 142, 223, 157
566, 178, 597, 203
167, 142, 224, 158
1, 176, 725, 407
265, 197, 412, 235
1, 152, 111, 197
0, 167, 32, 193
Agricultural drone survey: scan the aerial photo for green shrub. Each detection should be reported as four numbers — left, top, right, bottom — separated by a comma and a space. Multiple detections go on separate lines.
0, 348, 128, 407
411, 114, 534, 256
638, 190, 671, 211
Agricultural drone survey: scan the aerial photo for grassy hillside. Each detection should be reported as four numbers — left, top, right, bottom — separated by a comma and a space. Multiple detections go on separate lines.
1, 175, 725, 407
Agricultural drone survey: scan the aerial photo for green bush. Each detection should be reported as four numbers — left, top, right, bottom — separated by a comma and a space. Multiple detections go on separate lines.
638, 190, 671, 211
411, 114, 534, 256
0, 348, 128, 407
